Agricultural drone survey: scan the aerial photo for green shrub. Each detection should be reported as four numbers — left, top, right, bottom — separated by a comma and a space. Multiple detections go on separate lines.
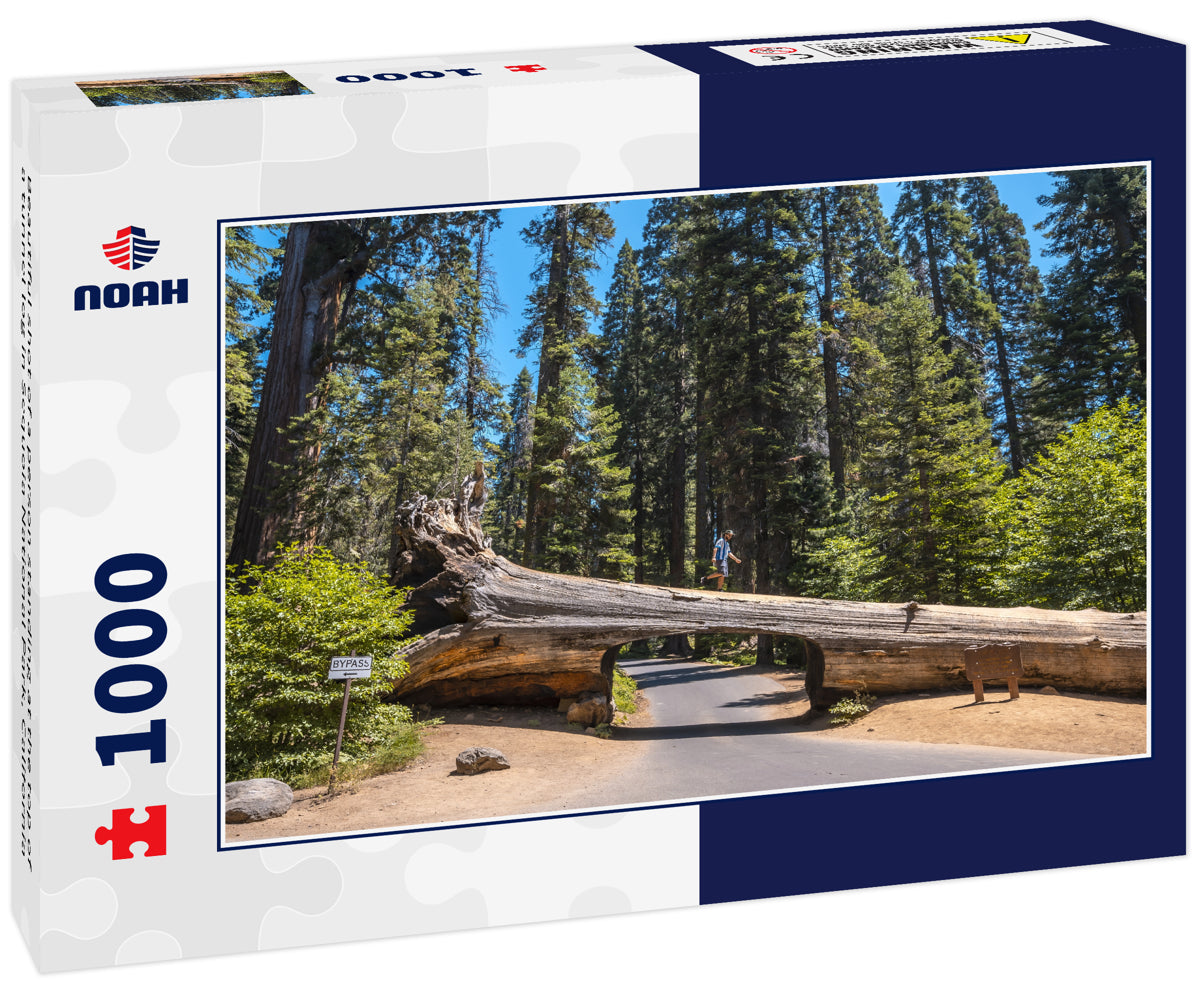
612, 666, 639, 714
225, 544, 416, 784
828, 690, 876, 726
700, 634, 758, 666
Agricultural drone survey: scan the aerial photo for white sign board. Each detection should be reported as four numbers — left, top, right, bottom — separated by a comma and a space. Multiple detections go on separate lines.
711, 27, 1105, 68
328, 655, 373, 680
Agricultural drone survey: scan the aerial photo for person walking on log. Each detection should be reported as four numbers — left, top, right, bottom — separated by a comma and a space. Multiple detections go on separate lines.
701, 530, 741, 591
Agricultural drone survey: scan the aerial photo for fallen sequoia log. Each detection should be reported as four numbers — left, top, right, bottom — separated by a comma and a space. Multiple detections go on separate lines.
385, 490, 1146, 714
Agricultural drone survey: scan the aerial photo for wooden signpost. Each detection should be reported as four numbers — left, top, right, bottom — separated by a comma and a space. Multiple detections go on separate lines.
327, 654, 372, 793
963, 643, 1023, 703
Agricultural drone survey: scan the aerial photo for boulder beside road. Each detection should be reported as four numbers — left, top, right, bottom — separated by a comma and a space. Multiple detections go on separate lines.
225, 778, 294, 823
455, 747, 510, 775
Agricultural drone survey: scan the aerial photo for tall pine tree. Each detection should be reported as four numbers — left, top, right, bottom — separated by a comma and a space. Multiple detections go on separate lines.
810, 184, 897, 502
854, 277, 1004, 604
961, 176, 1043, 473
487, 368, 536, 558
602, 240, 652, 581
1028, 167, 1147, 436
518, 202, 619, 569
892, 179, 996, 361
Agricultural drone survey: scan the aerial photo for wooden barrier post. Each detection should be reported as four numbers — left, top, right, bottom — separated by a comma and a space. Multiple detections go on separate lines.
964, 643, 1023, 703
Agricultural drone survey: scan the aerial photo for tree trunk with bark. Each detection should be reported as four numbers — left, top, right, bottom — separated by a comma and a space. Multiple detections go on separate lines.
919, 183, 950, 345
228, 221, 369, 567
386, 496, 1146, 712
818, 188, 847, 503
523, 205, 572, 568
976, 222, 1026, 474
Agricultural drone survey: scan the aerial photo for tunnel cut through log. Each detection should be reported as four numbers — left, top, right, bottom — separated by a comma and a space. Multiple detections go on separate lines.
384, 492, 1146, 712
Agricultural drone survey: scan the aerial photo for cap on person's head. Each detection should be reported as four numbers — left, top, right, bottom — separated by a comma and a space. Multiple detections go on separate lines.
723, 530, 733, 537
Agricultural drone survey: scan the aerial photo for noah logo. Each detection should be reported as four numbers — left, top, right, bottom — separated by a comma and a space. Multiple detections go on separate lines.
102, 225, 160, 270
74, 225, 187, 311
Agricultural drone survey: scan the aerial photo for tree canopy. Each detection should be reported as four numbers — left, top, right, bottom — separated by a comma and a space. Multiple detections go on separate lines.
224, 166, 1148, 647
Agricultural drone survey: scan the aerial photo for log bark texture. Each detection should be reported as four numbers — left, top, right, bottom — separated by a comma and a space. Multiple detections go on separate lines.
387, 497, 1146, 710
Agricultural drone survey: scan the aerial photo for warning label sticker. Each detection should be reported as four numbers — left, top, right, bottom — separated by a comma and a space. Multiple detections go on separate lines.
713, 27, 1105, 67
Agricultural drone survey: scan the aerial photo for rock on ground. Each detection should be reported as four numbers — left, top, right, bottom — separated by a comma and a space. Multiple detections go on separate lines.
225, 778, 294, 823
455, 747, 510, 775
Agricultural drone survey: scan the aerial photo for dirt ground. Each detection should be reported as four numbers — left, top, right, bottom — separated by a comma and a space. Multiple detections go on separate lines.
223, 701, 655, 843
224, 669, 1146, 844
756, 667, 1146, 755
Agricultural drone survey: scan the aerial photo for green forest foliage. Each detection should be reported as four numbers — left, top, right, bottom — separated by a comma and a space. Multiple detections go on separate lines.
225, 546, 415, 783
224, 167, 1148, 668
850, 277, 1004, 605
989, 401, 1146, 612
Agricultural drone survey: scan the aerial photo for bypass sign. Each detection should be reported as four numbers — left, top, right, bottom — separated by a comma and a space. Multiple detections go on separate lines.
328, 656, 373, 680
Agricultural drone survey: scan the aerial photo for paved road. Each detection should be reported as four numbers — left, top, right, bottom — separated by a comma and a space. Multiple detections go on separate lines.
579, 657, 1095, 810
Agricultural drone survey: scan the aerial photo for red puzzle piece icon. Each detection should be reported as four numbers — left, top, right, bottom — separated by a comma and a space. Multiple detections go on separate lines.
95, 805, 167, 860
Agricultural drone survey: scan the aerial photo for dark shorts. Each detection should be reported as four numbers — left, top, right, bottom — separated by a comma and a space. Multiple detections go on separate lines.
717, 559, 729, 576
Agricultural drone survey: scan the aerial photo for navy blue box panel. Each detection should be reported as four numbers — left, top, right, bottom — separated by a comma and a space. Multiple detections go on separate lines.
699, 759, 1186, 905
642, 20, 1188, 908
641, 20, 1179, 76
642, 21, 1185, 190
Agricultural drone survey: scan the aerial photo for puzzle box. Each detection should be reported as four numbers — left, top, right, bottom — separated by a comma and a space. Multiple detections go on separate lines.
12, 20, 1184, 971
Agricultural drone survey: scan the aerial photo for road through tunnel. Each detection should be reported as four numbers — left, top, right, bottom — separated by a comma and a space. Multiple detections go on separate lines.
602, 630, 824, 711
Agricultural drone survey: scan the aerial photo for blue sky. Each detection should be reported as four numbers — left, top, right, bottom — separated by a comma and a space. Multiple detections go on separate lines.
232, 171, 1065, 395
486, 199, 651, 388
484, 171, 1063, 391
